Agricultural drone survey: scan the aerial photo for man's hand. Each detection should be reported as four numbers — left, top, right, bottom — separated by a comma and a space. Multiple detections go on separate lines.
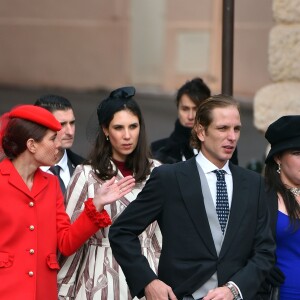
203, 286, 234, 300
145, 279, 177, 300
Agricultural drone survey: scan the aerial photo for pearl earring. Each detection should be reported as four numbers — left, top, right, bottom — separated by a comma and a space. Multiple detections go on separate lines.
106, 135, 109, 141
277, 163, 281, 174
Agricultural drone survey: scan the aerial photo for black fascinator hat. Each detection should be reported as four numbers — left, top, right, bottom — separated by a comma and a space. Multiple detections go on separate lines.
97, 86, 136, 126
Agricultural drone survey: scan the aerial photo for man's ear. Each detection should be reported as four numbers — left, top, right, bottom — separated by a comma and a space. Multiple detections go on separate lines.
26, 138, 36, 154
195, 124, 205, 142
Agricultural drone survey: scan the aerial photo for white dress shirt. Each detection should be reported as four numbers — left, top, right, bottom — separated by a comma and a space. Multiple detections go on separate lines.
196, 151, 233, 208
40, 150, 70, 189
195, 151, 243, 299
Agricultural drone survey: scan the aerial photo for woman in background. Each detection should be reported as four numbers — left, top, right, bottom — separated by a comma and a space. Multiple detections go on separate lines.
58, 86, 162, 300
0, 105, 134, 300
264, 115, 300, 300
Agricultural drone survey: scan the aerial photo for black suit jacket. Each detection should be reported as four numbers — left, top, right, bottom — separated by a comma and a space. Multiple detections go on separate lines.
109, 158, 275, 300
257, 188, 285, 298
66, 149, 85, 176
265, 188, 278, 237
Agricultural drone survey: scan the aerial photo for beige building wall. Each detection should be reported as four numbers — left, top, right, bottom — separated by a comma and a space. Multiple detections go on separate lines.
130, 0, 166, 90
0, 0, 131, 90
0, 0, 274, 96
234, 0, 274, 95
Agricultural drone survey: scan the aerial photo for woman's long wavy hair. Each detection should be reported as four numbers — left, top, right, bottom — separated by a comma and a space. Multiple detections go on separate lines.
265, 156, 300, 230
88, 95, 151, 182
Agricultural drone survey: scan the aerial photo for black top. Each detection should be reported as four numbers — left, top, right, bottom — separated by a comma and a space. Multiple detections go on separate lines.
151, 119, 238, 165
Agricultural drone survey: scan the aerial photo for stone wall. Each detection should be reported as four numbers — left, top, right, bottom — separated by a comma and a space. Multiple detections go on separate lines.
254, 0, 300, 132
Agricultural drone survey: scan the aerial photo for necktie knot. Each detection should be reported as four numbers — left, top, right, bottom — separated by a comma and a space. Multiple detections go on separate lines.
50, 165, 61, 176
213, 169, 226, 181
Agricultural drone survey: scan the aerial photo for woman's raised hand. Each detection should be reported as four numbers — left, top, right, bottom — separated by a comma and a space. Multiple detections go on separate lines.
93, 176, 135, 211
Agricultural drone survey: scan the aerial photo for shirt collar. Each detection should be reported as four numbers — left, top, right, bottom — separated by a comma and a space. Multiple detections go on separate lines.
57, 150, 68, 172
196, 151, 231, 175
40, 150, 68, 172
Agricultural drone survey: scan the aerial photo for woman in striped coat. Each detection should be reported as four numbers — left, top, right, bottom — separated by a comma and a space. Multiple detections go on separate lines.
57, 87, 162, 300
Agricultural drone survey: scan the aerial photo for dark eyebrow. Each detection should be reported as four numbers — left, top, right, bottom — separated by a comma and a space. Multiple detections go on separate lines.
60, 119, 75, 126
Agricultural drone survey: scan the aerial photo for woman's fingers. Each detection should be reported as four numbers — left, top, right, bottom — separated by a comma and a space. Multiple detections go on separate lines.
117, 176, 135, 194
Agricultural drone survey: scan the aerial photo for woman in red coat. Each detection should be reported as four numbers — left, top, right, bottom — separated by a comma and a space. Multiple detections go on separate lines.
0, 105, 134, 300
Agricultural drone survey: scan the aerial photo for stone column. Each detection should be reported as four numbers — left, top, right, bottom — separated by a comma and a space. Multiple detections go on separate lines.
254, 0, 300, 133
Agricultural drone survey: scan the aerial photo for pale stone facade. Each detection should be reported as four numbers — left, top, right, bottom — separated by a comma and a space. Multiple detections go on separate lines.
269, 25, 300, 81
254, 0, 300, 132
273, 0, 300, 23
254, 82, 300, 132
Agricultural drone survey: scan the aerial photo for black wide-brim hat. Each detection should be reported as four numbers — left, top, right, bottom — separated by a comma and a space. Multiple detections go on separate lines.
265, 115, 300, 163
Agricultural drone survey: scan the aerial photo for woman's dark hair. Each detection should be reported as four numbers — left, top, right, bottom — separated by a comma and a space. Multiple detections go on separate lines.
88, 87, 151, 182
265, 155, 300, 230
176, 77, 211, 107
2, 118, 48, 159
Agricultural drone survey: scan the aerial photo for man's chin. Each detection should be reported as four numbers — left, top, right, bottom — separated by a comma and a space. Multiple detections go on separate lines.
61, 143, 73, 150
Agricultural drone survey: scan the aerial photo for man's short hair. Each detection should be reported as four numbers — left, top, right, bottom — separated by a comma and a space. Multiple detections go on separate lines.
190, 94, 240, 150
34, 94, 72, 113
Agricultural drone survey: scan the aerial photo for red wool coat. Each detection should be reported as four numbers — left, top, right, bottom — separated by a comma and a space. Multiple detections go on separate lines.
0, 159, 103, 300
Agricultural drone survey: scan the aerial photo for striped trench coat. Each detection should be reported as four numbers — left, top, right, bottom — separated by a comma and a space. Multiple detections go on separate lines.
57, 160, 162, 300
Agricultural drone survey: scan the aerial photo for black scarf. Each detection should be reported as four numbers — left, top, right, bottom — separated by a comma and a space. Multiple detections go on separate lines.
154, 119, 195, 164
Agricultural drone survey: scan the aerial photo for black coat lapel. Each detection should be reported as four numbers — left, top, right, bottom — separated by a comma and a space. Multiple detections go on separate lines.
67, 158, 75, 176
66, 149, 85, 167
176, 158, 217, 256
220, 163, 249, 256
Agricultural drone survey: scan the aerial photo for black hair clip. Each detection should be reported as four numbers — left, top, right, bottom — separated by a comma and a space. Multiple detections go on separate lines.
109, 86, 136, 99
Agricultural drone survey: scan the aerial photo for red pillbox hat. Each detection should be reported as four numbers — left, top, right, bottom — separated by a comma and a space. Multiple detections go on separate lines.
9, 105, 61, 131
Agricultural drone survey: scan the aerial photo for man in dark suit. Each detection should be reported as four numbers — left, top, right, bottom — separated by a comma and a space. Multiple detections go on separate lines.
109, 94, 275, 300
35, 95, 85, 194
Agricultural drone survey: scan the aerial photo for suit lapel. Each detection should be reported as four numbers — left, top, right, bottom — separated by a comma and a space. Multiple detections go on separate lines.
67, 158, 75, 176
177, 158, 217, 256
220, 163, 249, 257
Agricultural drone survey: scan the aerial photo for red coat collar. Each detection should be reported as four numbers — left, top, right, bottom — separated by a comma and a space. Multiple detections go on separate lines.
0, 158, 51, 198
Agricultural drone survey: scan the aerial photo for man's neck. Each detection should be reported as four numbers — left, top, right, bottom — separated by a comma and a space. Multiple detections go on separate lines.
56, 149, 66, 163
